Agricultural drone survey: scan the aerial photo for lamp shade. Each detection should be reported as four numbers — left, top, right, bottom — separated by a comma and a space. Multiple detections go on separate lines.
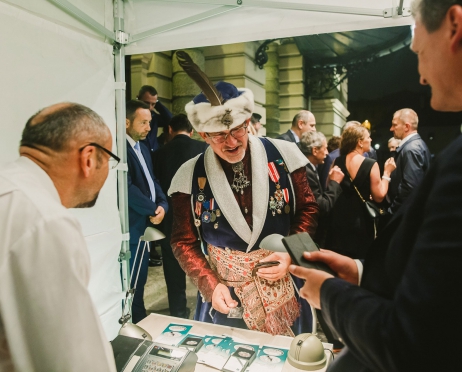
259, 233, 286, 253
288, 333, 327, 370
141, 227, 166, 242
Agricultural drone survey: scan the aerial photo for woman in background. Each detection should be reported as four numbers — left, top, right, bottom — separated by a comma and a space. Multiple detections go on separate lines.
325, 124, 396, 259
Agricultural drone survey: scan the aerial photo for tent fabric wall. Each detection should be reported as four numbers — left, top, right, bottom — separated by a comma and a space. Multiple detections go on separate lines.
124, 0, 414, 55
0, 0, 123, 340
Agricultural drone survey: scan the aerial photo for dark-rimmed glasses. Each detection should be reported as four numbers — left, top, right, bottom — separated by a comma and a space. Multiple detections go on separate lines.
79, 142, 120, 170
206, 124, 248, 144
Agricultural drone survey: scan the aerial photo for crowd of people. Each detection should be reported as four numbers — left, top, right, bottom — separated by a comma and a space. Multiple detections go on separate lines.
0, 0, 461, 371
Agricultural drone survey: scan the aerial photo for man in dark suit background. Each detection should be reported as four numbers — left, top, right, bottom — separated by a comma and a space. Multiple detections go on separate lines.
126, 100, 168, 323
137, 85, 173, 152
388, 108, 431, 214
289, 1, 462, 370
152, 114, 208, 318
277, 110, 316, 143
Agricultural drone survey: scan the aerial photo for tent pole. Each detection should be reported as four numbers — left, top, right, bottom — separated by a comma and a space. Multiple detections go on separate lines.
114, 0, 130, 293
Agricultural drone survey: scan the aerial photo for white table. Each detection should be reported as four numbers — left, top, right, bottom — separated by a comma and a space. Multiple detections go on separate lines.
137, 313, 332, 372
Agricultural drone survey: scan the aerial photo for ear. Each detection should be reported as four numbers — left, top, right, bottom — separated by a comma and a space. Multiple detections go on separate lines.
168, 126, 173, 135
448, 5, 462, 53
79, 146, 97, 178
198, 132, 210, 144
298, 120, 304, 130
126, 118, 130, 129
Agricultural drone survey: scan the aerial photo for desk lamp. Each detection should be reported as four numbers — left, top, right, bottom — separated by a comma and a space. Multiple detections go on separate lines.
119, 227, 166, 341
260, 234, 328, 370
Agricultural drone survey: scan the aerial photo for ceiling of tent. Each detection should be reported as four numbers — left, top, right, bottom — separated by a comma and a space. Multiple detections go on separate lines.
295, 25, 412, 67
124, 0, 414, 55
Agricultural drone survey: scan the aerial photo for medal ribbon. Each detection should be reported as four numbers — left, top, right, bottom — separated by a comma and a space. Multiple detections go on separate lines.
268, 162, 280, 183
283, 188, 289, 203
198, 177, 207, 190
195, 201, 202, 216
209, 198, 214, 211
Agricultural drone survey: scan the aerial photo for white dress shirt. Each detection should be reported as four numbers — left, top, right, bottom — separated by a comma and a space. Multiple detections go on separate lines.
0, 157, 116, 372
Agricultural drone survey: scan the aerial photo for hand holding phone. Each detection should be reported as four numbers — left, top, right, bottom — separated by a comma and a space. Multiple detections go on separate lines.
282, 233, 336, 276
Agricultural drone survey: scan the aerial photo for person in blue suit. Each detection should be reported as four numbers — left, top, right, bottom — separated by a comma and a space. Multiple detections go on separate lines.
289, 1, 462, 370
126, 100, 168, 323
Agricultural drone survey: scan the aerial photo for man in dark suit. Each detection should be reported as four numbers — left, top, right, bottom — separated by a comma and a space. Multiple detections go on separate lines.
137, 85, 173, 152
152, 114, 208, 318
126, 100, 168, 323
277, 110, 316, 143
289, 1, 462, 370
388, 108, 431, 214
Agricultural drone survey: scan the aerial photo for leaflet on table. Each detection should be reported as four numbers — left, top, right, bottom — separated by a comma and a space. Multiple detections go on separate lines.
153, 323, 192, 346
246, 345, 289, 372
196, 335, 233, 369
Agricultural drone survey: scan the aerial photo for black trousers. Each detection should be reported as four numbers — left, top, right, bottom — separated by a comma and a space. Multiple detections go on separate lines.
159, 236, 187, 318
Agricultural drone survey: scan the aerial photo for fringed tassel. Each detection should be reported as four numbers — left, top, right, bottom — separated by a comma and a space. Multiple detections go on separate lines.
264, 296, 300, 336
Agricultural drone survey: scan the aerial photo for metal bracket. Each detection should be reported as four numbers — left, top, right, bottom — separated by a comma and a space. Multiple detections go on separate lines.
116, 162, 128, 172
121, 232, 130, 241
114, 82, 126, 90
383, 7, 411, 18
119, 250, 131, 262
115, 30, 129, 44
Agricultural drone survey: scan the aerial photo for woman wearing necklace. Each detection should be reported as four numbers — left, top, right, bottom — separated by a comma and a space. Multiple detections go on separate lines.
324, 124, 396, 259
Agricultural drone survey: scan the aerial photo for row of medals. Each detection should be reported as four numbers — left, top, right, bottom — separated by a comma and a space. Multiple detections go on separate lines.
269, 184, 291, 216
195, 193, 220, 229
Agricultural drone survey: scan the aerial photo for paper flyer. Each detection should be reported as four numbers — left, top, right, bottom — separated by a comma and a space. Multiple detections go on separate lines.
153, 323, 192, 346
196, 335, 232, 369
246, 346, 289, 372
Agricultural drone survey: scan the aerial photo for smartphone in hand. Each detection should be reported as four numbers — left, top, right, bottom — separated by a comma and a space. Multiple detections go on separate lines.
282, 232, 336, 276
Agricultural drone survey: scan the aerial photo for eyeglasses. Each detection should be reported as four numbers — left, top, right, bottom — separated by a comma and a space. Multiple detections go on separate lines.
206, 124, 248, 144
79, 142, 120, 170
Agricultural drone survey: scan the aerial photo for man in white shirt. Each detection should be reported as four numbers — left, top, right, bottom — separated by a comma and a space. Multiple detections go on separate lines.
0, 103, 117, 371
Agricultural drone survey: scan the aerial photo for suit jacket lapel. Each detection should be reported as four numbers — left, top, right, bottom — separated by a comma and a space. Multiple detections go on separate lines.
127, 140, 152, 185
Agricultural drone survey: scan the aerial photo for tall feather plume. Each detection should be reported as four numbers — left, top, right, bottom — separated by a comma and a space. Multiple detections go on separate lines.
176, 51, 223, 106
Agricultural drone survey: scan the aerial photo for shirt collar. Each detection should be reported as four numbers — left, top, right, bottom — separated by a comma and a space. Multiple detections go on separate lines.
398, 132, 418, 148
290, 129, 300, 143
126, 134, 137, 149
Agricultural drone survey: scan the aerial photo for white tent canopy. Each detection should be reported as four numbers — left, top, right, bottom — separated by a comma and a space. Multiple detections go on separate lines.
0, 0, 413, 341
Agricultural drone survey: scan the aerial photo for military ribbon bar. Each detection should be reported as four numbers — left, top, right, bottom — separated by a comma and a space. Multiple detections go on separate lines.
268, 162, 280, 183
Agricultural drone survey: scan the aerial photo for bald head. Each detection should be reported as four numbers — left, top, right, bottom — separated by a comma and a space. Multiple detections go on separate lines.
291, 110, 316, 137
391, 108, 419, 140
21, 102, 110, 152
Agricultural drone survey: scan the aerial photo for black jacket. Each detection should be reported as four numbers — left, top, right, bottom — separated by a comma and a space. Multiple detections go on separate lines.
152, 134, 208, 235
388, 133, 431, 214
276, 129, 296, 143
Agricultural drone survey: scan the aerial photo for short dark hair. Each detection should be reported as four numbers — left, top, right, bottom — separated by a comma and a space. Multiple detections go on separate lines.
251, 113, 262, 124
126, 100, 150, 122
138, 85, 158, 98
340, 125, 368, 156
21, 103, 107, 152
327, 136, 341, 153
169, 114, 193, 133
412, 0, 462, 32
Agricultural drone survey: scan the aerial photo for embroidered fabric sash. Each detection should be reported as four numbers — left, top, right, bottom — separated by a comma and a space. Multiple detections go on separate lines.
208, 245, 299, 336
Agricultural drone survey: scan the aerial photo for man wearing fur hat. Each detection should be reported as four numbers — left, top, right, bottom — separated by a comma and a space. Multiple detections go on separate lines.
168, 52, 319, 335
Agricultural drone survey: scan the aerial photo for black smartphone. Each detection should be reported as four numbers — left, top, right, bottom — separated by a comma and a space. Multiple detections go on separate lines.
282, 232, 336, 276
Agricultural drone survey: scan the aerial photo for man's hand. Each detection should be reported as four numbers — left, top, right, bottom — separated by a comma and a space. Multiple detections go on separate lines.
211, 283, 238, 314
328, 165, 344, 184
303, 249, 359, 285
149, 206, 165, 225
288, 265, 331, 309
257, 252, 291, 281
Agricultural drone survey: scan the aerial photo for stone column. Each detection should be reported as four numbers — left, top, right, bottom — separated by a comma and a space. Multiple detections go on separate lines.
203, 42, 266, 129
278, 41, 306, 135
145, 51, 173, 111
130, 54, 152, 100
311, 98, 350, 137
264, 42, 280, 138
